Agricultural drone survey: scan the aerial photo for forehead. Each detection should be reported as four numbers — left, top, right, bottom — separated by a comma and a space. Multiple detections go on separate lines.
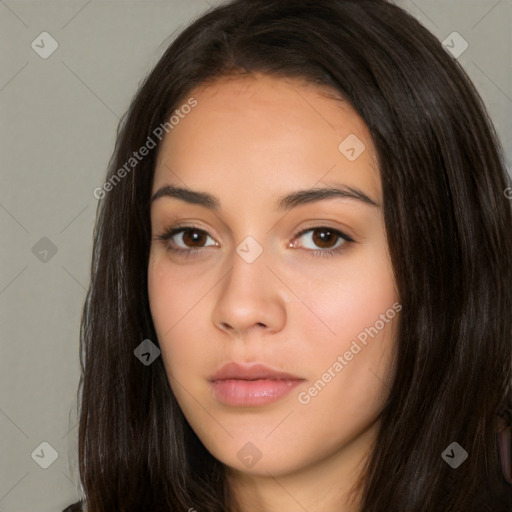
152, 74, 380, 206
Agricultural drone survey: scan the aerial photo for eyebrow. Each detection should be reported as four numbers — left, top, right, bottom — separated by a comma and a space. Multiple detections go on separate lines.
150, 184, 380, 210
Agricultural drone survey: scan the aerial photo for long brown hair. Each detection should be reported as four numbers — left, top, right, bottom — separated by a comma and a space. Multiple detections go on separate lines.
67, 0, 512, 510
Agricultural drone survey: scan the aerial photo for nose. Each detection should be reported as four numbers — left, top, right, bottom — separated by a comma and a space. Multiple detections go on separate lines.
211, 244, 287, 340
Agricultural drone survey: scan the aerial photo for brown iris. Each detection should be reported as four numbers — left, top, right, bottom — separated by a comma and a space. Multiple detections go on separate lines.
181, 229, 208, 247
309, 228, 339, 248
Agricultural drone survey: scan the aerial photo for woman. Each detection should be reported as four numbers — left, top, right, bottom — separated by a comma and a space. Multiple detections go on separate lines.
65, 0, 512, 510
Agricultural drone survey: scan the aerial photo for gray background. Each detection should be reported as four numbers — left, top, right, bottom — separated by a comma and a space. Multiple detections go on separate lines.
1, 1, 511, 510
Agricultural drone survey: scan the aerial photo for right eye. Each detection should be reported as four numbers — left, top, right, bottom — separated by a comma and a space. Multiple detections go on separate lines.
154, 225, 218, 257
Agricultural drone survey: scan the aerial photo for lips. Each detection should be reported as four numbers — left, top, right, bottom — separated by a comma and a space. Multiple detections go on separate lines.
209, 362, 304, 407
209, 362, 302, 382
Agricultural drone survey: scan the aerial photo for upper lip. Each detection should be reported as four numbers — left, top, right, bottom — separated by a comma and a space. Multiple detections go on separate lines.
209, 362, 303, 381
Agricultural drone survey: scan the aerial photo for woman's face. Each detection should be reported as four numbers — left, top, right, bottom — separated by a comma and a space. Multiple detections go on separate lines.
148, 73, 399, 479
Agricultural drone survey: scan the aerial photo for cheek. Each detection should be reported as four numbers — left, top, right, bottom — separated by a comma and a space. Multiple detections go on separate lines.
148, 256, 185, 360
148, 256, 173, 336
294, 245, 397, 352
148, 252, 207, 333
291, 248, 398, 418
148, 255, 222, 432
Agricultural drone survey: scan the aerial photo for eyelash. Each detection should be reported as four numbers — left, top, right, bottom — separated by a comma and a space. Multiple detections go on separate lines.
154, 223, 354, 260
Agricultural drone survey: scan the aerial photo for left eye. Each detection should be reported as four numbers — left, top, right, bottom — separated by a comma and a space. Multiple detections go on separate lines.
293, 226, 351, 251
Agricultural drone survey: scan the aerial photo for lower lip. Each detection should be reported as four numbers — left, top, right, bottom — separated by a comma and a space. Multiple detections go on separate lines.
210, 379, 303, 406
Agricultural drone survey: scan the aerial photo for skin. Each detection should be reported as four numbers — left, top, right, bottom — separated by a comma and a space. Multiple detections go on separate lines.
148, 73, 399, 512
